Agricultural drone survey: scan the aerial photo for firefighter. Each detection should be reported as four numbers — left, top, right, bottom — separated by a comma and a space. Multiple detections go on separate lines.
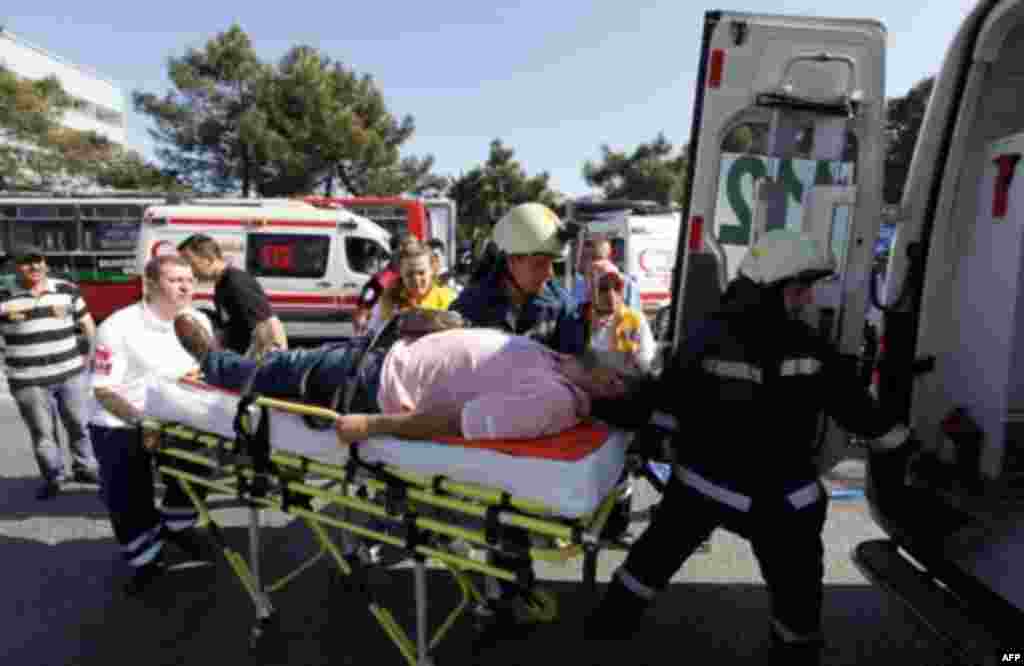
584, 229, 912, 663
448, 202, 586, 626
450, 202, 585, 355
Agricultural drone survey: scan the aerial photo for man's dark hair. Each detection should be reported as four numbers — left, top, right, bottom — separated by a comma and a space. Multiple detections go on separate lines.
177, 234, 222, 260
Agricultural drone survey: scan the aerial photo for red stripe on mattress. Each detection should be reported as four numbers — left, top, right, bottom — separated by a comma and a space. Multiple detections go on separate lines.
432, 422, 610, 462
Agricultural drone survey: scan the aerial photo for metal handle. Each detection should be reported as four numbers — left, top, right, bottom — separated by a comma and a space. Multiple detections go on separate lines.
316, 281, 333, 288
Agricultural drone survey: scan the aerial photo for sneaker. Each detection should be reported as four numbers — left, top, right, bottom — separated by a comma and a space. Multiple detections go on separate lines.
36, 480, 61, 501
163, 527, 209, 562
123, 557, 166, 597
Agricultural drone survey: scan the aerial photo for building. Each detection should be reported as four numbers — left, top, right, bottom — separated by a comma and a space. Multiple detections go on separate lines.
0, 27, 127, 146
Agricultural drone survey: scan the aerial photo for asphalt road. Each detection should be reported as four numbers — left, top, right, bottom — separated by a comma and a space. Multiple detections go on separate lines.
0, 389, 961, 666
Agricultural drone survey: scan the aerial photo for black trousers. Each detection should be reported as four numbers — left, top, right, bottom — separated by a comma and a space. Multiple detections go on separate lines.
619, 474, 828, 637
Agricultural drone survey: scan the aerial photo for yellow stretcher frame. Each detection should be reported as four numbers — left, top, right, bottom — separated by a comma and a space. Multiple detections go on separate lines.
143, 395, 630, 666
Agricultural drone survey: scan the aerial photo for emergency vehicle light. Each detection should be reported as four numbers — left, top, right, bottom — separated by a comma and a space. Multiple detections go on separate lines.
708, 49, 725, 89
688, 216, 705, 252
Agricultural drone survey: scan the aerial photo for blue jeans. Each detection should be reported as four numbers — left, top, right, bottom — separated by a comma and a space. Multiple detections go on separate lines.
12, 371, 97, 483
200, 337, 385, 413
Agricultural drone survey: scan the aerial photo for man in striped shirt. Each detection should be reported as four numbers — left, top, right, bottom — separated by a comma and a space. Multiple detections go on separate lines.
1, 244, 99, 500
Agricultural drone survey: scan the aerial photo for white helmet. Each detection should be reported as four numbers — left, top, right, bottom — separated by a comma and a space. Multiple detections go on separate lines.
491, 203, 566, 257
738, 229, 836, 285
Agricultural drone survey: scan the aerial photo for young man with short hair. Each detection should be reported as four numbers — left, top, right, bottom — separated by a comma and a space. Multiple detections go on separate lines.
177, 234, 287, 357
91, 255, 215, 596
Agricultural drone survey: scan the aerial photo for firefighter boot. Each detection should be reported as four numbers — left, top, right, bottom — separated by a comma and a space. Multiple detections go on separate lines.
583, 573, 651, 641
770, 622, 824, 666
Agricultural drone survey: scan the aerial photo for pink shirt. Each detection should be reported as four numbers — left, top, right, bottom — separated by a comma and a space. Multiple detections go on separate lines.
377, 328, 591, 440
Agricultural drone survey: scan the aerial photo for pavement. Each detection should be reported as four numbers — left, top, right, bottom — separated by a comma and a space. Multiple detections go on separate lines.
0, 378, 961, 666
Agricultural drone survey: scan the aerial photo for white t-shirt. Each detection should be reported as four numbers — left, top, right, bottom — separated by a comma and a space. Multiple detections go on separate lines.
90, 302, 212, 428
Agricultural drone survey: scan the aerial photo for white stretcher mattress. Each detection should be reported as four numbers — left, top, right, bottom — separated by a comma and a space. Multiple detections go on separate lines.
144, 379, 630, 518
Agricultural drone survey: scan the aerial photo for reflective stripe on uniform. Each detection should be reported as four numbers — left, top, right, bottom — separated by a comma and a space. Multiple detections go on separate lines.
786, 482, 822, 510
779, 358, 822, 377
161, 507, 199, 532
675, 465, 753, 512
702, 359, 763, 383
616, 567, 659, 600
649, 410, 679, 432
875, 425, 910, 450
675, 465, 821, 513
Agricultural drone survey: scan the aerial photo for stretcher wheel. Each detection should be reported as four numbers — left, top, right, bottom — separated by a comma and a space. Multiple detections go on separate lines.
249, 614, 278, 649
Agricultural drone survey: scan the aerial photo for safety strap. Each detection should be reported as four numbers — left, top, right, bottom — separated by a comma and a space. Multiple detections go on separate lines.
342, 317, 402, 414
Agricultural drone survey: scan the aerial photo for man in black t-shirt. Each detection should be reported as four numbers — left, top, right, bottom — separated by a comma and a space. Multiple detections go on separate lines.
177, 234, 288, 356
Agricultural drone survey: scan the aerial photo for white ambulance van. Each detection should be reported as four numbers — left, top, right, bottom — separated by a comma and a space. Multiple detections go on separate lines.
136, 201, 391, 341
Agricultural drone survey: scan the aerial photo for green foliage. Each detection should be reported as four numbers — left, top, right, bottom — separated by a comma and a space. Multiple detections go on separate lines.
133, 25, 440, 197
0, 65, 151, 190
448, 139, 559, 244
884, 76, 934, 204
582, 132, 688, 205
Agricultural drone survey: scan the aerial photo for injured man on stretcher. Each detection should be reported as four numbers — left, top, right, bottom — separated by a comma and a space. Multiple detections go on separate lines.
172, 308, 631, 443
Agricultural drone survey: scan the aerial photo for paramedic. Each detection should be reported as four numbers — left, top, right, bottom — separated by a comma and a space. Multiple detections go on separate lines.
584, 230, 913, 663
90, 255, 215, 596
353, 232, 417, 335
172, 310, 625, 441
365, 240, 457, 334
176, 234, 287, 358
586, 259, 656, 374
449, 203, 585, 355
574, 235, 642, 311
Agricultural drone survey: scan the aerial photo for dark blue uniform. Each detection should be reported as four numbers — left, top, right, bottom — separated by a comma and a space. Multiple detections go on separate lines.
589, 276, 900, 649
449, 268, 585, 355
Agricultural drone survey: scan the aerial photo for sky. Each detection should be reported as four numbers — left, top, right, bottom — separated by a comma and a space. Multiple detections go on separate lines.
3, 0, 981, 197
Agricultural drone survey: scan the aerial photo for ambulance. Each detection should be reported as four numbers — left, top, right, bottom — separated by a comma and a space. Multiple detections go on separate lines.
136, 201, 391, 341
666, 4, 1022, 660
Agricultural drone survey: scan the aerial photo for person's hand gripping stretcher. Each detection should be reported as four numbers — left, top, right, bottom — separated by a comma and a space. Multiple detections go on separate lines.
172, 308, 630, 444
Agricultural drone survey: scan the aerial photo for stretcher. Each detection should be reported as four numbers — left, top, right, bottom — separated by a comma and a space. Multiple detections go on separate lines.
141, 377, 636, 665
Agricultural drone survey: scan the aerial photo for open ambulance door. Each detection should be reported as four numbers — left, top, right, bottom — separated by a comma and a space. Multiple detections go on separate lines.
668, 10, 886, 463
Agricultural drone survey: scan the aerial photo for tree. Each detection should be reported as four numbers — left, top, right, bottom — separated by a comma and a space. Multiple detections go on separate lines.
95, 149, 186, 191
582, 133, 688, 205
133, 24, 266, 195
884, 76, 934, 204
448, 139, 559, 244
135, 26, 441, 198
245, 45, 444, 197
0, 66, 119, 190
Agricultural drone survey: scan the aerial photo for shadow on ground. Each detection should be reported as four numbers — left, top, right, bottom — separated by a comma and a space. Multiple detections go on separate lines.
3, 516, 956, 666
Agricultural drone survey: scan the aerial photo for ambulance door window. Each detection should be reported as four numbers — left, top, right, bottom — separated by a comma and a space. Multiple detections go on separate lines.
247, 234, 330, 278
345, 237, 389, 276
